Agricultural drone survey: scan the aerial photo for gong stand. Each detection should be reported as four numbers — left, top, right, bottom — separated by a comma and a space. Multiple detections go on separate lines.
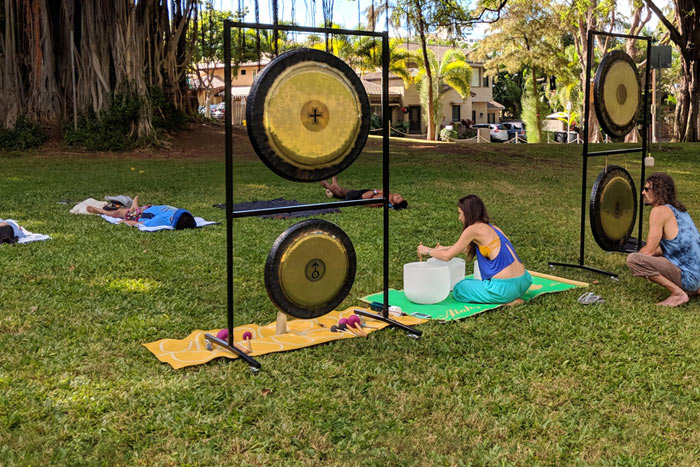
549, 30, 652, 279
207, 19, 421, 371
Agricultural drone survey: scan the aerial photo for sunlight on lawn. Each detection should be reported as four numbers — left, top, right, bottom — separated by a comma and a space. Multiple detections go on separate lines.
109, 278, 160, 293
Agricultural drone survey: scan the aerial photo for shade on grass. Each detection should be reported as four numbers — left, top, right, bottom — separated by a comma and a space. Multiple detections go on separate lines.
3, 142, 700, 464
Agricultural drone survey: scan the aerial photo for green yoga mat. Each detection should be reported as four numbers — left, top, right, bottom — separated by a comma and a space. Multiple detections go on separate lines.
361, 271, 587, 321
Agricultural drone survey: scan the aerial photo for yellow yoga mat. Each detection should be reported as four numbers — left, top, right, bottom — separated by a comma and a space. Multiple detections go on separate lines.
144, 307, 426, 369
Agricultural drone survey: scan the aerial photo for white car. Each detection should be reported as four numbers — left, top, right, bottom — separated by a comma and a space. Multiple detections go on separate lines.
473, 123, 509, 142
211, 103, 225, 120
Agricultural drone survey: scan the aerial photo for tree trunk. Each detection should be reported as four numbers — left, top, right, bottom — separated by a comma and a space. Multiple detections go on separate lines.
416, 7, 435, 140
646, 0, 700, 142
0, 0, 195, 138
676, 54, 700, 142
624, 6, 651, 144
531, 66, 543, 143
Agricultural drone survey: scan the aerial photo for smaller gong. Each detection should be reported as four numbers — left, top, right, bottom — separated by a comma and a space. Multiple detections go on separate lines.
590, 165, 638, 251
593, 50, 641, 138
247, 48, 370, 182
265, 219, 356, 319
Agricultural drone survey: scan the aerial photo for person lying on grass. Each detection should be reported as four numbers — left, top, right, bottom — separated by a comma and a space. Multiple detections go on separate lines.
320, 176, 408, 210
627, 173, 700, 307
417, 194, 532, 305
0, 221, 21, 244
87, 196, 196, 230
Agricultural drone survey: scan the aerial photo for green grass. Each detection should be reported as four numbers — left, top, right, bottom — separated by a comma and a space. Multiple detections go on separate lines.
2, 141, 700, 464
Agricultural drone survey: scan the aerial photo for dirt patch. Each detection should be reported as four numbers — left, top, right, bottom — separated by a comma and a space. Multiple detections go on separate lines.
24, 124, 572, 168
28, 123, 243, 160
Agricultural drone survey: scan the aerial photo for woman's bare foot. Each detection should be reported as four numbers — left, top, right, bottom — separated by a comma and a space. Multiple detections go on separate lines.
505, 298, 524, 307
86, 205, 100, 214
657, 291, 689, 307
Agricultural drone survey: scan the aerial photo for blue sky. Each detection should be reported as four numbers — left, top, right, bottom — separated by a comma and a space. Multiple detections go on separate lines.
216, 1, 665, 40
217, 0, 486, 37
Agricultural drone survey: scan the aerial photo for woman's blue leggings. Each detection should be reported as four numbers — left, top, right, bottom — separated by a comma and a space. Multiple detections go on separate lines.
453, 271, 532, 304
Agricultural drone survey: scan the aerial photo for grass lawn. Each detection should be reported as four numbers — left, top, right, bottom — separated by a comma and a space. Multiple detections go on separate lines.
3, 138, 700, 464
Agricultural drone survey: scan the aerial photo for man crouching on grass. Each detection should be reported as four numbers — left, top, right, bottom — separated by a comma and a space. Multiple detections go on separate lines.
627, 173, 700, 306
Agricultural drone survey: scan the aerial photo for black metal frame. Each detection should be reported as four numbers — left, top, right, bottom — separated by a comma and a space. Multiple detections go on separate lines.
206, 19, 421, 371
549, 30, 652, 279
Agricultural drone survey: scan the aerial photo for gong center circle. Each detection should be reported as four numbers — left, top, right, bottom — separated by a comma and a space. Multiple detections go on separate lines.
305, 258, 326, 281
300, 100, 330, 132
616, 84, 627, 106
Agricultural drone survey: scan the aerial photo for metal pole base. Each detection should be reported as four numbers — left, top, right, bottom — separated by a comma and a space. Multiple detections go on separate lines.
548, 261, 618, 279
354, 309, 422, 338
204, 333, 261, 372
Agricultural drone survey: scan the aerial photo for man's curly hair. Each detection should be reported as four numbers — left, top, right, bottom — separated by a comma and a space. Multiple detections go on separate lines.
646, 173, 686, 212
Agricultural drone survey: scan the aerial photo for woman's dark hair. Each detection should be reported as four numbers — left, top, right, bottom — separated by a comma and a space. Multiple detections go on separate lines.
646, 173, 686, 212
175, 211, 196, 229
393, 200, 408, 210
458, 195, 490, 259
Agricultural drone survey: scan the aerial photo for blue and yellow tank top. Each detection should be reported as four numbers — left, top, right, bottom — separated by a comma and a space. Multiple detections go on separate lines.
660, 205, 700, 291
474, 224, 522, 280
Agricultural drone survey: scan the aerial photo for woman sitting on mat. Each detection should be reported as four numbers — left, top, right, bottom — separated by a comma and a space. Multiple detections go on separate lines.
87, 196, 196, 229
417, 194, 532, 305
320, 176, 408, 210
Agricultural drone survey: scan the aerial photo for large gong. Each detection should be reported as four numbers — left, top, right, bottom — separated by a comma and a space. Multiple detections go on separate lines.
593, 50, 641, 138
265, 219, 356, 319
589, 165, 637, 251
246, 48, 370, 182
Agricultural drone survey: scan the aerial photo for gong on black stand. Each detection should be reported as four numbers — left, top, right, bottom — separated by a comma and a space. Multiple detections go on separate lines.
206, 19, 420, 372
549, 30, 652, 279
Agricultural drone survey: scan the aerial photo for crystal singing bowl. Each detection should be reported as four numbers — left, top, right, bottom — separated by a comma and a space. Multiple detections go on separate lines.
404, 261, 450, 305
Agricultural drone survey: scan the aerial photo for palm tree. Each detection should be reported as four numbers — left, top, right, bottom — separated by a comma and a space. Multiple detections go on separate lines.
353, 38, 413, 88
412, 48, 472, 140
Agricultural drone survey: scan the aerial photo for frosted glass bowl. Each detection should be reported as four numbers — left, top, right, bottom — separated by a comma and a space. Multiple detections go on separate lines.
404, 261, 450, 304
427, 257, 466, 290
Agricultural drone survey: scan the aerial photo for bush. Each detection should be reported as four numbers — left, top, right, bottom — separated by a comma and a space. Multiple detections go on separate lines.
149, 86, 188, 132
0, 117, 46, 151
64, 89, 141, 151
390, 120, 410, 137
456, 128, 477, 139
439, 127, 457, 142
370, 113, 382, 131
64, 84, 188, 151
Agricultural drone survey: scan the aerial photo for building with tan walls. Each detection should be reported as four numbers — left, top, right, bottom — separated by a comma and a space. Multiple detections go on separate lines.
189, 44, 504, 134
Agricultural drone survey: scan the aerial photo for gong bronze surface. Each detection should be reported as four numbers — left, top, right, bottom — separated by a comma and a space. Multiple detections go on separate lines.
265, 219, 356, 319
593, 50, 641, 138
589, 165, 638, 251
247, 48, 370, 182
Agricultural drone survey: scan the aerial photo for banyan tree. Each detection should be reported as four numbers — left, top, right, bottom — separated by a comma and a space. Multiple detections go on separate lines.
0, 0, 196, 138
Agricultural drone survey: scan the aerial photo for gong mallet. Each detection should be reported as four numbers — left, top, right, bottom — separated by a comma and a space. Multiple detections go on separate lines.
352, 312, 380, 329
338, 318, 361, 337
330, 324, 353, 335
347, 315, 367, 337
242, 331, 253, 353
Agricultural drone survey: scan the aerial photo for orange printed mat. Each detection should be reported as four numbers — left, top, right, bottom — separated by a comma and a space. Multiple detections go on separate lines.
144, 307, 426, 369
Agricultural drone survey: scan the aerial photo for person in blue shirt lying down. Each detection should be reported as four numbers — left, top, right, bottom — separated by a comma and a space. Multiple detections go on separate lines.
87, 196, 196, 229
417, 194, 532, 305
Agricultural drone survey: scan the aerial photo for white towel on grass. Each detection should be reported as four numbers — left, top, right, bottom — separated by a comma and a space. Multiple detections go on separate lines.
0, 219, 51, 244
100, 215, 217, 232
70, 198, 107, 214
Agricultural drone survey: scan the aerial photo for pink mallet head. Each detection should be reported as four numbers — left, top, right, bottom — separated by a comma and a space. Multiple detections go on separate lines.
347, 315, 361, 328
242, 331, 252, 340
216, 328, 229, 340
338, 318, 348, 326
